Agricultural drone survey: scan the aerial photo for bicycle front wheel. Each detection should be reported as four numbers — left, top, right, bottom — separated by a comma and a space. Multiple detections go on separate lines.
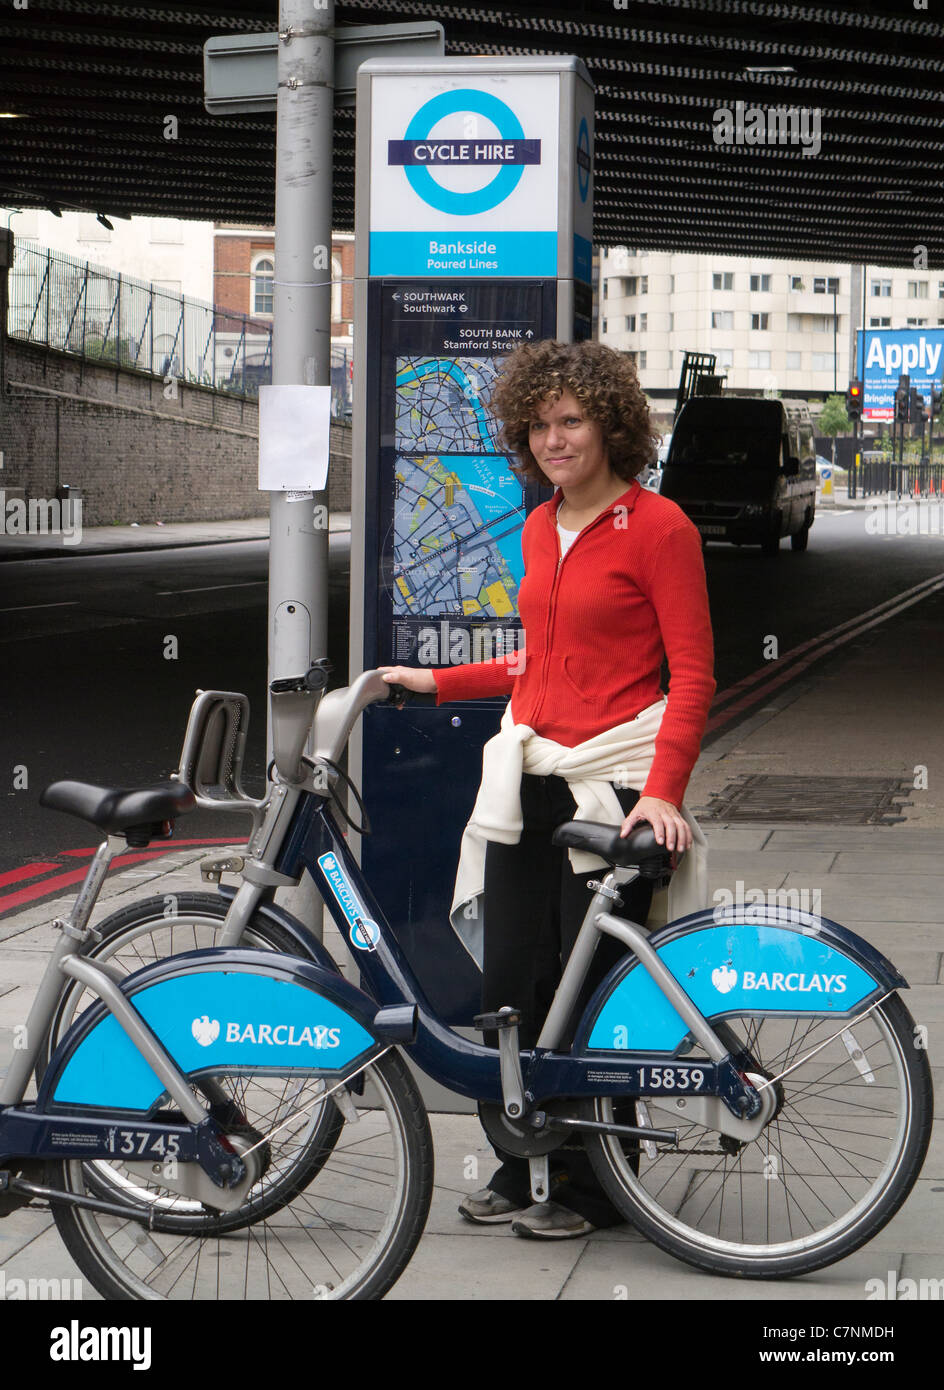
51, 1047, 434, 1300
585, 992, 932, 1278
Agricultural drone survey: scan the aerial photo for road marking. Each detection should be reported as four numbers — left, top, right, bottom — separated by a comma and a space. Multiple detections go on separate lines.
0, 601, 80, 613
155, 582, 267, 595
0, 862, 60, 889
708, 570, 944, 736
0, 839, 248, 916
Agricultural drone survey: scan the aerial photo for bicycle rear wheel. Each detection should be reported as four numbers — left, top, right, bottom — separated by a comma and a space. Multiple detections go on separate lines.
51, 1047, 433, 1300
40, 893, 344, 1233
586, 992, 932, 1278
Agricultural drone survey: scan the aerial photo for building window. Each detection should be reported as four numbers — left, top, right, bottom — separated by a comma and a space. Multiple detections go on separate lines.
639, 312, 648, 332
711, 310, 734, 330
625, 314, 636, 332
749, 351, 771, 369
908, 281, 929, 299
713, 272, 734, 290
814, 276, 840, 294
812, 315, 835, 334
639, 350, 647, 369
667, 350, 673, 370
331, 256, 342, 323
76, 213, 111, 242
812, 353, 837, 371
602, 318, 608, 334
786, 351, 802, 370
871, 279, 892, 297
751, 313, 770, 330
253, 257, 274, 315
667, 312, 674, 332
716, 348, 734, 367
790, 276, 805, 291
906, 317, 929, 327
870, 316, 891, 327
624, 350, 637, 365
668, 275, 675, 293
640, 276, 648, 294
149, 218, 184, 244
750, 274, 771, 292
623, 276, 638, 296
787, 314, 802, 333
939, 281, 944, 299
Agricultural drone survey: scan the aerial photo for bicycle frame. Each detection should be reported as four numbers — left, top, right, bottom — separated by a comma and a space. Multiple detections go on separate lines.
218, 781, 900, 1122
0, 672, 906, 1183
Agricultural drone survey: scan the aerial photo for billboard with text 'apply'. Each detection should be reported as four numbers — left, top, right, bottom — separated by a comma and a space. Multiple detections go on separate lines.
856, 329, 944, 421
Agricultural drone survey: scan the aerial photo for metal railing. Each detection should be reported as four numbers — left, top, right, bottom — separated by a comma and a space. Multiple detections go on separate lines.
853, 452, 944, 499
7, 241, 274, 399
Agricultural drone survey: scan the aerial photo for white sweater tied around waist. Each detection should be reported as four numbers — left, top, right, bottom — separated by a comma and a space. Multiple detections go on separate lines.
448, 696, 709, 966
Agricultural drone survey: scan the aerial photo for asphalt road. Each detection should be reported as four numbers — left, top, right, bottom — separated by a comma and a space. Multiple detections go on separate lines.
1, 504, 943, 876
0, 537, 348, 874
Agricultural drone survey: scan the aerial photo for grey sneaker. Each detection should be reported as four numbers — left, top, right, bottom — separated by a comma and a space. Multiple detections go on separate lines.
458, 1188, 527, 1224
511, 1201, 596, 1239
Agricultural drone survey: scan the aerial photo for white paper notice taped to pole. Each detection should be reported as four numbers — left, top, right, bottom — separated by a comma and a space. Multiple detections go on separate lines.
258, 384, 331, 491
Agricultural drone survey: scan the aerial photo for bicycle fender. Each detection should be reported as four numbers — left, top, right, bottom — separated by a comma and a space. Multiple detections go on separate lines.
576, 905, 907, 1055
38, 948, 411, 1115
213, 885, 341, 973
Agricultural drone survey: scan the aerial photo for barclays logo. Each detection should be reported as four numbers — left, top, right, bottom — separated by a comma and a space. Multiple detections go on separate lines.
711, 966, 737, 994
192, 1015, 220, 1047
710, 967, 847, 996
190, 1016, 342, 1048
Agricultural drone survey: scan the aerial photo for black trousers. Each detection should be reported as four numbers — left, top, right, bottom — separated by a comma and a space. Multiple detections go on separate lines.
480, 772, 654, 1226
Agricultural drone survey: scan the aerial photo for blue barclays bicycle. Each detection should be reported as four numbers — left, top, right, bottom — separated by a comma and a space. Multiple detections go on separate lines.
0, 663, 932, 1298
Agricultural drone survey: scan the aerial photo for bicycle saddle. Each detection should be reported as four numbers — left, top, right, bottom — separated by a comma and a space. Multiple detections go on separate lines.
551, 819, 681, 879
39, 779, 196, 842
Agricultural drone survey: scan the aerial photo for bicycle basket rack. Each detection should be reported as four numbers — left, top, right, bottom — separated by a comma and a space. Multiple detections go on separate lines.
175, 690, 268, 830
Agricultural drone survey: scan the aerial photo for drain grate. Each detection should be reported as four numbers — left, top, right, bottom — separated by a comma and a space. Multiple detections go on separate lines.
696, 775, 914, 825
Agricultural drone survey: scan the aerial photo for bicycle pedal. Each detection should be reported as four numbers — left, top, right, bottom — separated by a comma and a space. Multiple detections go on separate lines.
473, 1008, 522, 1032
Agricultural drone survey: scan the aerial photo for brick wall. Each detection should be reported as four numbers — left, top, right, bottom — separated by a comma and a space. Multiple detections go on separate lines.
0, 335, 352, 525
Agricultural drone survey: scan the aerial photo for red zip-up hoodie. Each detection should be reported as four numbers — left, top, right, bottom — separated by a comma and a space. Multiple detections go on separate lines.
430, 478, 716, 809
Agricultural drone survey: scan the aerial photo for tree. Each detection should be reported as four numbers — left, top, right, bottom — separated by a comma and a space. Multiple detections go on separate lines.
818, 395, 851, 436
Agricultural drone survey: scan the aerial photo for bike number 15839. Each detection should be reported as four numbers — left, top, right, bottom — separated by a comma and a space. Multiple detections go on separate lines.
638, 1067, 705, 1090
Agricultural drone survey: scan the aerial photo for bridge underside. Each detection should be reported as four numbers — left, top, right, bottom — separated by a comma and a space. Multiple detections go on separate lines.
0, 1, 941, 268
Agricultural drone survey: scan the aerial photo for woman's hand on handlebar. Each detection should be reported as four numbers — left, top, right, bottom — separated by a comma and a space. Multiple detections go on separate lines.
620, 795, 692, 853
377, 666, 439, 700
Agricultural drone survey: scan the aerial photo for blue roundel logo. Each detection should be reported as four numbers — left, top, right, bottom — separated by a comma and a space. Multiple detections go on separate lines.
403, 89, 526, 216
577, 117, 591, 203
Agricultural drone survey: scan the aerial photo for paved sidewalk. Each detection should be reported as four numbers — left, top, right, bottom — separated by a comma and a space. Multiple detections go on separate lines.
0, 503, 940, 1298
0, 512, 352, 561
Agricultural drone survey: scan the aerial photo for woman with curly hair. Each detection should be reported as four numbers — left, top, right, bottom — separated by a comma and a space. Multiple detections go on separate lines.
380, 338, 715, 1239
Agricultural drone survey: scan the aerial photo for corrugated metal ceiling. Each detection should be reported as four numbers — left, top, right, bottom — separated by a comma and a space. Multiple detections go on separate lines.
1, 1, 942, 265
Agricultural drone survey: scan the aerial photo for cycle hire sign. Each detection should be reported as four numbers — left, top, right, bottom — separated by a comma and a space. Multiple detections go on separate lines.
369, 73, 560, 277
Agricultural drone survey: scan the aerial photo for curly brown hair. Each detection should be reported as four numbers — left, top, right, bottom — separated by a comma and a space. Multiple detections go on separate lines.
486, 339, 660, 484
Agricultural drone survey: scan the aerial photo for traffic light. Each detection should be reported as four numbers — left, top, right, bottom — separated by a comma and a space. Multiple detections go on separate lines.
931, 383, 943, 420
846, 380, 863, 420
910, 387, 927, 423
895, 375, 910, 422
